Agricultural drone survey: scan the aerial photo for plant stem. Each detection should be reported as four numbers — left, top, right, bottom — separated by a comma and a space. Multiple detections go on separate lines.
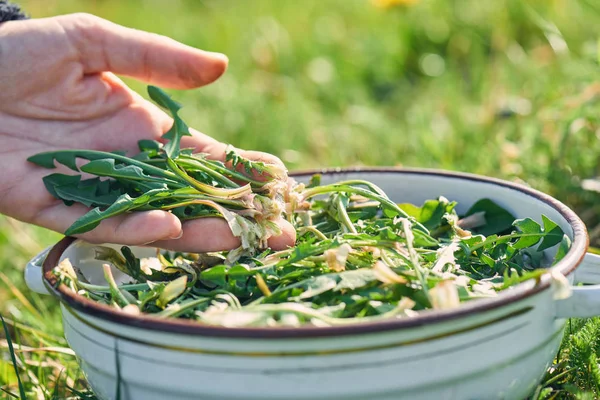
158, 197, 247, 210
301, 184, 429, 233
297, 226, 329, 241
102, 265, 134, 306
77, 282, 151, 293
166, 157, 252, 199
176, 157, 239, 188
400, 219, 430, 302
203, 158, 266, 186
327, 179, 390, 198
336, 196, 358, 234
157, 297, 211, 318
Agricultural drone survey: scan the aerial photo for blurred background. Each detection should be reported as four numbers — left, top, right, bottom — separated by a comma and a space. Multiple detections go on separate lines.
1, 0, 600, 398
15, 0, 600, 239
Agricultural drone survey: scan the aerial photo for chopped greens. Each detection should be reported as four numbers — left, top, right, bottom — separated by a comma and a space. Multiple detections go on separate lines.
29, 86, 572, 328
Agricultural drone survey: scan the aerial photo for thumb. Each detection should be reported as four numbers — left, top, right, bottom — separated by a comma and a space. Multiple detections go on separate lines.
58, 13, 228, 89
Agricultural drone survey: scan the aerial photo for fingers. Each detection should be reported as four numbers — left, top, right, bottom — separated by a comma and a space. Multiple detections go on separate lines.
33, 202, 183, 246
34, 200, 296, 253
267, 219, 297, 250
151, 218, 297, 253
59, 13, 228, 89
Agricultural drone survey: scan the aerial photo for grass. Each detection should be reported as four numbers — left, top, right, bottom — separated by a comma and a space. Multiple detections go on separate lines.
1, 0, 600, 398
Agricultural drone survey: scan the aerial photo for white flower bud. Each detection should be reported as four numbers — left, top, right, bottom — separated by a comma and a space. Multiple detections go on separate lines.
430, 280, 460, 310
324, 243, 352, 272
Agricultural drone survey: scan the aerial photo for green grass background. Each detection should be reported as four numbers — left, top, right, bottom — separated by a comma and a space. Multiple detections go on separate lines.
1, 0, 600, 398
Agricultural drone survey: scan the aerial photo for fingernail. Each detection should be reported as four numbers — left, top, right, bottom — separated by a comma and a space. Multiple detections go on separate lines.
168, 230, 184, 240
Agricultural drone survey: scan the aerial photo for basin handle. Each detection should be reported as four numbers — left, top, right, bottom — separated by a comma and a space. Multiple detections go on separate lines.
556, 252, 600, 319
24, 246, 52, 295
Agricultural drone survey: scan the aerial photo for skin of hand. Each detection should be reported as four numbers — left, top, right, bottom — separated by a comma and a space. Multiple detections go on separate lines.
0, 13, 296, 252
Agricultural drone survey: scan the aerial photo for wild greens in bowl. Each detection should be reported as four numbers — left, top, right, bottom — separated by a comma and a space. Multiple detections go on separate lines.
28, 86, 572, 328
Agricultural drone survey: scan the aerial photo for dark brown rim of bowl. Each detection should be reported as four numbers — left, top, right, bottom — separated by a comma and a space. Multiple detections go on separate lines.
42, 167, 589, 339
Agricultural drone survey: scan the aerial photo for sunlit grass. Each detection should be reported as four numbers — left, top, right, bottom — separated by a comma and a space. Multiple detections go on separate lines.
0, 217, 94, 399
2, 0, 600, 398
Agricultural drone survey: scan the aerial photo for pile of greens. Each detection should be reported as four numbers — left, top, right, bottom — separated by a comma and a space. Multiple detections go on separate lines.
29, 86, 572, 328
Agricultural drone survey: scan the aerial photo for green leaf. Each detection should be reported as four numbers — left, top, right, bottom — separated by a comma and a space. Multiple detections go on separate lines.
28, 149, 123, 171
510, 215, 565, 252
65, 195, 134, 235
537, 215, 566, 251
157, 276, 188, 308
283, 239, 338, 265
308, 174, 321, 188
80, 159, 176, 190
291, 275, 338, 300
200, 265, 228, 286
460, 235, 485, 249
147, 86, 192, 158
55, 182, 122, 208
43, 174, 123, 207
382, 206, 400, 218
138, 139, 163, 152
28, 149, 178, 180
148, 86, 182, 112
64, 189, 169, 235
512, 218, 543, 249
333, 270, 377, 291
464, 199, 516, 236
162, 123, 191, 159
134, 140, 164, 160
419, 199, 448, 229
120, 246, 166, 282
552, 235, 572, 264
536, 387, 553, 400
278, 270, 378, 301
480, 253, 495, 268
93, 246, 128, 274
42, 173, 82, 204
397, 203, 422, 219
228, 265, 255, 279
1, 315, 27, 400
413, 229, 439, 247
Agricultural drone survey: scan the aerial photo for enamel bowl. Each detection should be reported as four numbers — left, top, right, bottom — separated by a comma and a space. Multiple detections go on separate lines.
25, 168, 600, 400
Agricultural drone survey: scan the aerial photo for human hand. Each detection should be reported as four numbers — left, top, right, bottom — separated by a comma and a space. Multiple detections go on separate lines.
0, 13, 296, 252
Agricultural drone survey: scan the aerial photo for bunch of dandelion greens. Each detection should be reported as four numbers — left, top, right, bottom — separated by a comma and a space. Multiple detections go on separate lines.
28, 86, 572, 328
27, 86, 288, 260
